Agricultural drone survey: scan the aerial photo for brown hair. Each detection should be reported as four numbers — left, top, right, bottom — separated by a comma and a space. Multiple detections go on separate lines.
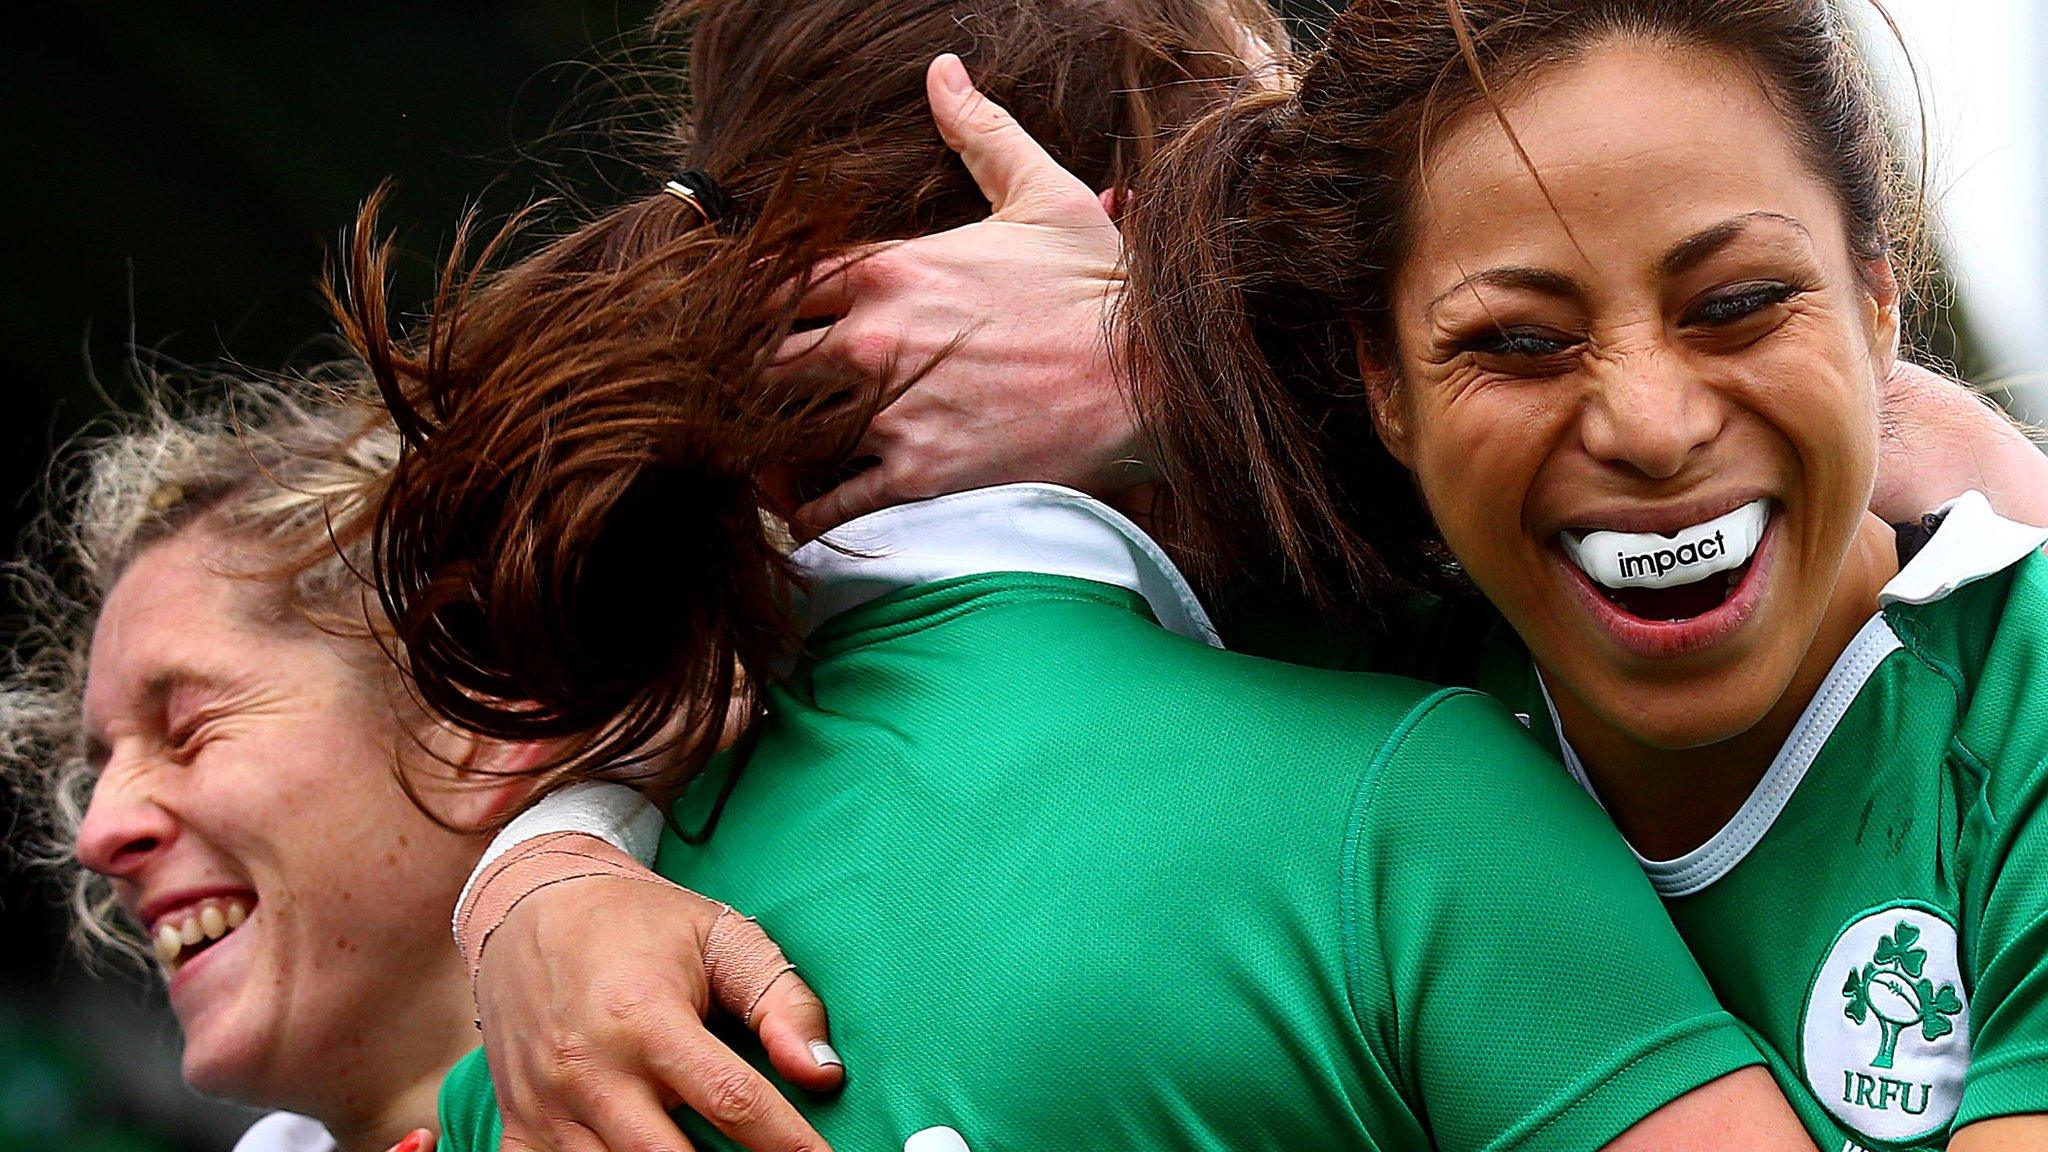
332, 0, 1277, 809
1124, 0, 1915, 612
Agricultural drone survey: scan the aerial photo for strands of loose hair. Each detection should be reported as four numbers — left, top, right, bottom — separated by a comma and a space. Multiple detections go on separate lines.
1124, 0, 1927, 613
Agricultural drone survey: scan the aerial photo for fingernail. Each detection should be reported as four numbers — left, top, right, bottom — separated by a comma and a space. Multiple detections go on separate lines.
937, 54, 971, 95
390, 1129, 429, 1152
810, 1040, 844, 1069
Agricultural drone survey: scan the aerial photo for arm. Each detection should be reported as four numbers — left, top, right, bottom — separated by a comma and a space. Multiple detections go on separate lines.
772, 56, 1139, 535
1351, 691, 1815, 1152
1952, 1117, 2048, 1151
459, 785, 843, 1152
1877, 363, 2048, 526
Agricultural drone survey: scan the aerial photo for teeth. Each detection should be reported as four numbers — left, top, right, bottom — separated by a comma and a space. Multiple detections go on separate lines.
151, 899, 250, 968
1562, 500, 1770, 591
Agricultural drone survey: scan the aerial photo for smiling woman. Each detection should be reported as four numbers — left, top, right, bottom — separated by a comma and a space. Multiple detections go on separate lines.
1126, 1, 2048, 1147
0, 372, 821, 1152
0, 373, 482, 1152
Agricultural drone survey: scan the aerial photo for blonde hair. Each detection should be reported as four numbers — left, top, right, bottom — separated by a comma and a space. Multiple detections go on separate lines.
1, 360, 399, 963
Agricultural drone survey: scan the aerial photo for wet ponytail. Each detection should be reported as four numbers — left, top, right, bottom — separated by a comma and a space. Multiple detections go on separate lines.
331, 180, 871, 804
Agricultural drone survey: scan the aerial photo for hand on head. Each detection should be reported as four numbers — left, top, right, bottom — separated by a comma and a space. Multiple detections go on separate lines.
774, 55, 1145, 539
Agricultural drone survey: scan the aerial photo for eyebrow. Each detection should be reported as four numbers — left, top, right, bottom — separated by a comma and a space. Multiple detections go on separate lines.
1424, 211, 1817, 320
1659, 211, 1812, 277
1426, 266, 1583, 319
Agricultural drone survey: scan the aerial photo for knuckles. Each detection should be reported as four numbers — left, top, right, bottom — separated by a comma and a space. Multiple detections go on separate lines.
696, 1065, 773, 1129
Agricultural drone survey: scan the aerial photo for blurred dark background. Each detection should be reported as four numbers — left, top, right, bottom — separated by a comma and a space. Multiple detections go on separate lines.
0, 2, 2001, 1149
0, 5, 662, 1148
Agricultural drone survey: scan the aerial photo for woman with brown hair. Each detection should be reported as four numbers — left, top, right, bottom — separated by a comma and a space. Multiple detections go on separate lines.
341, 2, 1826, 1150
1113, 1, 2048, 1147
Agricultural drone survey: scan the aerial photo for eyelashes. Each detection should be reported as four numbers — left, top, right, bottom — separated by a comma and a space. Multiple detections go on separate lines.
1446, 280, 1809, 364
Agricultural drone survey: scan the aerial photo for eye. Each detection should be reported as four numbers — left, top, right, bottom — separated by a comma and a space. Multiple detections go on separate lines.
165, 715, 214, 762
1459, 326, 1579, 360
1682, 280, 1802, 328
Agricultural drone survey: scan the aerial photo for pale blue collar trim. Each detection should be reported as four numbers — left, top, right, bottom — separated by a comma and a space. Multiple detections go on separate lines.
792, 484, 1222, 647
1538, 613, 1903, 898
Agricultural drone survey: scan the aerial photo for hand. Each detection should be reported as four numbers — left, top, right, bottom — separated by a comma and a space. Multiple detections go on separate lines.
477, 860, 842, 1152
1876, 362, 2048, 526
775, 54, 1143, 536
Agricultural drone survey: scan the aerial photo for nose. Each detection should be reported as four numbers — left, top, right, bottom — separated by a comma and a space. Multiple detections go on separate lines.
1579, 350, 1725, 481
75, 757, 177, 880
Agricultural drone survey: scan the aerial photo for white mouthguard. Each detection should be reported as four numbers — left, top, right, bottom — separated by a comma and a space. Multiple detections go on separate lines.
1562, 499, 1770, 591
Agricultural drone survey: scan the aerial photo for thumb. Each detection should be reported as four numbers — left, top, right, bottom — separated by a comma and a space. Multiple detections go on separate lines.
925, 53, 1098, 221
751, 971, 846, 1093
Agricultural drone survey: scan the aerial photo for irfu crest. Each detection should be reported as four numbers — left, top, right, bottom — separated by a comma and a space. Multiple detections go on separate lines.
1840, 921, 1965, 1069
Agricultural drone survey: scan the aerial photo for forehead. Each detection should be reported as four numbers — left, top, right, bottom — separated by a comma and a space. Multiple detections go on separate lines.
81, 531, 280, 724
1407, 40, 1847, 273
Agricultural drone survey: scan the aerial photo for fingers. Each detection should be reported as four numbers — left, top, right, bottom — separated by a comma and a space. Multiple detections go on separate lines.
924, 54, 1095, 218
385, 1130, 433, 1152
650, 1028, 831, 1152
749, 971, 845, 1093
790, 465, 910, 540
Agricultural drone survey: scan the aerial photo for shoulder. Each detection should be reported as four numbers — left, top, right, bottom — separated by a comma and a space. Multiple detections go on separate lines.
436, 1046, 501, 1152
231, 1113, 336, 1152
1882, 495, 2048, 784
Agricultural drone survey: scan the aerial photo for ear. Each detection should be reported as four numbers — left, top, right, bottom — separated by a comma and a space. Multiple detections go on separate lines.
1351, 320, 1416, 469
1861, 256, 1902, 381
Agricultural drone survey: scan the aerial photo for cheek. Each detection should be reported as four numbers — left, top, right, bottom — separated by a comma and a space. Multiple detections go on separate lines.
1742, 312, 1883, 486
1404, 374, 1569, 562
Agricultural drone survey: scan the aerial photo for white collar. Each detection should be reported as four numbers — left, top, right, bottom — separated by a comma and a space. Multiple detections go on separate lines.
1539, 490, 2047, 898
1880, 490, 2048, 606
792, 484, 1221, 647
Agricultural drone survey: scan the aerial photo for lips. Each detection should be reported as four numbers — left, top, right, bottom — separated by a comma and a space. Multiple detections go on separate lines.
1551, 501, 1781, 660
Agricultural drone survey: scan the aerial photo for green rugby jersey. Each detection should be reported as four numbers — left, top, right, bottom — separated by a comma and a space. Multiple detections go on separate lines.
1499, 493, 2048, 1150
441, 484, 1759, 1152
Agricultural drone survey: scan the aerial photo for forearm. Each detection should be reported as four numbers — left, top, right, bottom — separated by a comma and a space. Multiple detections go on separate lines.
1880, 363, 2048, 526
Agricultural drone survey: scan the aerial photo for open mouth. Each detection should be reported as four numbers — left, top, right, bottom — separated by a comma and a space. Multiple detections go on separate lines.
153, 897, 254, 971
1559, 500, 1772, 623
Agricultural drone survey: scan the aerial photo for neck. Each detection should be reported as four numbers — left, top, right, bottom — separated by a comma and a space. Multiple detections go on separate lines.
298, 957, 476, 1152
1557, 512, 1900, 860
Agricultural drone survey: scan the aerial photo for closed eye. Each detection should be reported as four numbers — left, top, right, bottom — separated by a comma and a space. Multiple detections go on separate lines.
1682, 281, 1803, 328
1456, 326, 1581, 362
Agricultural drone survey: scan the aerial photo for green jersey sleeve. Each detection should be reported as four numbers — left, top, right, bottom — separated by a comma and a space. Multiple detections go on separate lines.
1952, 551, 2048, 1130
437, 1046, 503, 1152
1343, 689, 1763, 1152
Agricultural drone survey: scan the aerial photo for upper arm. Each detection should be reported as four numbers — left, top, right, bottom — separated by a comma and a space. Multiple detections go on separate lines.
1601, 1068, 1814, 1152
1347, 691, 1768, 1152
1956, 753, 2048, 1130
1951, 1114, 2048, 1152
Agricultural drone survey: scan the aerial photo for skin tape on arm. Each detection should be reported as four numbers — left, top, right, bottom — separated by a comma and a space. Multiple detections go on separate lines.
451, 782, 664, 939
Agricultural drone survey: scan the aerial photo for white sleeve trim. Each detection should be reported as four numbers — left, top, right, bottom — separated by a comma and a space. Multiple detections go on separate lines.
452, 781, 664, 936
